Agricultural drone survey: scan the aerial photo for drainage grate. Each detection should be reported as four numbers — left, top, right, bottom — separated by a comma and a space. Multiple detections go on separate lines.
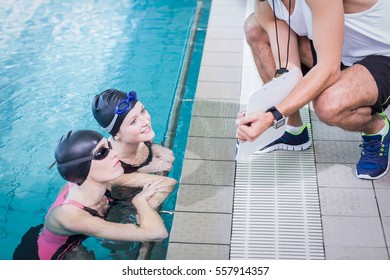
232, 89, 324, 258
231, 131, 325, 259
232, 4, 324, 256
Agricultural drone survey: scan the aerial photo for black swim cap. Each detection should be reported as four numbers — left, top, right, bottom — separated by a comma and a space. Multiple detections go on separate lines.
55, 130, 103, 185
92, 89, 138, 136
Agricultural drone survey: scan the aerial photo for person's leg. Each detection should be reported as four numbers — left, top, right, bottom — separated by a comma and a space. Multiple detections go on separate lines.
313, 64, 383, 133
244, 12, 276, 84
313, 56, 390, 179
245, 14, 315, 152
244, 13, 307, 127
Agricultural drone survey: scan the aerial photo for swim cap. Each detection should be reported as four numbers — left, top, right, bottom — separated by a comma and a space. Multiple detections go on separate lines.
92, 89, 138, 136
55, 130, 103, 185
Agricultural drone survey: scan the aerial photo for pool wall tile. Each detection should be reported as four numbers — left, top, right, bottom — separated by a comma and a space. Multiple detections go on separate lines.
180, 159, 236, 186
192, 99, 240, 117
373, 175, 390, 189
205, 27, 244, 40
382, 217, 390, 246
189, 117, 236, 138
185, 137, 237, 161
314, 141, 361, 164
203, 39, 244, 53
175, 184, 233, 213
211, 0, 246, 7
325, 247, 389, 260
201, 52, 243, 67
319, 188, 379, 216
375, 189, 390, 217
316, 163, 372, 188
207, 15, 245, 28
198, 66, 242, 83
166, 243, 230, 260
169, 212, 232, 244
322, 216, 386, 247
311, 120, 361, 141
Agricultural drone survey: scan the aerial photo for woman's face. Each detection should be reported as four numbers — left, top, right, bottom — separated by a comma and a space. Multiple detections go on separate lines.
87, 138, 124, 183
117, 101, 155, 143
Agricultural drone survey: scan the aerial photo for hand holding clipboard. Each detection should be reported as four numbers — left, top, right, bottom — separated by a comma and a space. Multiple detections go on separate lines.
236, 68, 302, 160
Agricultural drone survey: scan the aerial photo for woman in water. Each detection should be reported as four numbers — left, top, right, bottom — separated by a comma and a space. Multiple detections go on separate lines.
13, 130, 170, 260
92, 89, 177, 211
92, 89, 175, 175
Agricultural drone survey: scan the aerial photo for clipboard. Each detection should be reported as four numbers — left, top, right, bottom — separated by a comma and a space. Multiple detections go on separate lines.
236, 68, 302, 160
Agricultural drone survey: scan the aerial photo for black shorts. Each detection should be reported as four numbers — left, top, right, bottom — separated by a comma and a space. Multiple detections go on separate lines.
303, 40, 390, 114
355, 55, 390, 113
300, 40, 317, 76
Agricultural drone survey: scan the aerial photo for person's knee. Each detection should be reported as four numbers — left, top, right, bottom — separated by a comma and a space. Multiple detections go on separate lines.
244, 13, 268, 46
313, 88, 345, 126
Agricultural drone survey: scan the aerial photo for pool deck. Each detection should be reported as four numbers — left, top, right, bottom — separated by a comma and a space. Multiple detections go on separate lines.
166, 0, 390, 260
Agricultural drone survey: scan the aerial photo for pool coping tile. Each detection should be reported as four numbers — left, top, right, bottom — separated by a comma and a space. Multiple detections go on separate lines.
166, 243, 230, 260
169, 212, 232, 245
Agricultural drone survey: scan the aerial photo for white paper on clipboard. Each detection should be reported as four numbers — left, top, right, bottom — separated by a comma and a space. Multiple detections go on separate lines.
236, 68, 302, 161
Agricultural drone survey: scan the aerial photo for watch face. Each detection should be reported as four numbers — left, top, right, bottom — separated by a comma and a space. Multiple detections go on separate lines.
273, 118, 286, 129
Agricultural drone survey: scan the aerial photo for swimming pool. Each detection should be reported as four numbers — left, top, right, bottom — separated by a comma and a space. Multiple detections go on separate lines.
0, 0, 208, 260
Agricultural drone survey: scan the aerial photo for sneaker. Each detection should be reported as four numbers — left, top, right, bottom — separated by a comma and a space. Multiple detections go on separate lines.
356, 116, 390, 180
256, 124, 312, 154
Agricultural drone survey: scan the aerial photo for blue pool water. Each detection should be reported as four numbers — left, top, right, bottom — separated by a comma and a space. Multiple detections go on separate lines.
0, 0, 208, 260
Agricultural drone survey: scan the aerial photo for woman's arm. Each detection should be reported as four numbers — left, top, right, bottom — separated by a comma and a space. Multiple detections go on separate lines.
109, 172, 177, 209
58, 181, 169, 242
137, 144, 175, 173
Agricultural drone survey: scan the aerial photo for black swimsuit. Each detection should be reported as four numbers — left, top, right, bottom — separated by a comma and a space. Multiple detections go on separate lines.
120, 141, 153, 173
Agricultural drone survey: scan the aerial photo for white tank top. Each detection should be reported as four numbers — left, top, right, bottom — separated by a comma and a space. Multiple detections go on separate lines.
268, 0, 390, 66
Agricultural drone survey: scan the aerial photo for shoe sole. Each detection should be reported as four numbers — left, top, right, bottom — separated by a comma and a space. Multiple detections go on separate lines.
255, 139, 312, 154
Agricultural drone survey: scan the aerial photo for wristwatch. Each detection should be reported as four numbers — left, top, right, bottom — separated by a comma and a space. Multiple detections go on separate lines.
266, 106, 286, 129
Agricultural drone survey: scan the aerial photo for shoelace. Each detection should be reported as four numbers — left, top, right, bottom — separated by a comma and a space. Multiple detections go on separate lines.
359, 139, 384, 163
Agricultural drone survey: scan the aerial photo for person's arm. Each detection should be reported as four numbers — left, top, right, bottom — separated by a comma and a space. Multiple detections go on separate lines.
237, 1, 300, 142
109, 172, 177, 209
237, 0, 343, 142
137, 144, 175, 173
58, 181, 169, 242
277, 0, 344, 115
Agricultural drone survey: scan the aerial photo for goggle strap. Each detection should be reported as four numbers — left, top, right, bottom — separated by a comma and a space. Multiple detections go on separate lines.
56, 156, 94, 167
103, 113, 119, 133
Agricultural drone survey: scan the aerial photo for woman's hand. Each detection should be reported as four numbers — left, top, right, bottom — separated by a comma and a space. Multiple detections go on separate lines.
133, 179, 172, 202
138, 145, 175, 173
153, 145, 175, 163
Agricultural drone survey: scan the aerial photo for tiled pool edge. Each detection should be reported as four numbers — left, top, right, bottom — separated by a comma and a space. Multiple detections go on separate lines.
166, 0, 246, 260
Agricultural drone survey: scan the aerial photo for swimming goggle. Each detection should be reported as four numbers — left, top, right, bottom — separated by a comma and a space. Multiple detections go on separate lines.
103, 91, 137, 132
55, 141, 113, 168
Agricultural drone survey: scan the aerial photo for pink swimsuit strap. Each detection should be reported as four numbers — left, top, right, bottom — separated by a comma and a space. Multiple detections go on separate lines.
62, 199, 85, 209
